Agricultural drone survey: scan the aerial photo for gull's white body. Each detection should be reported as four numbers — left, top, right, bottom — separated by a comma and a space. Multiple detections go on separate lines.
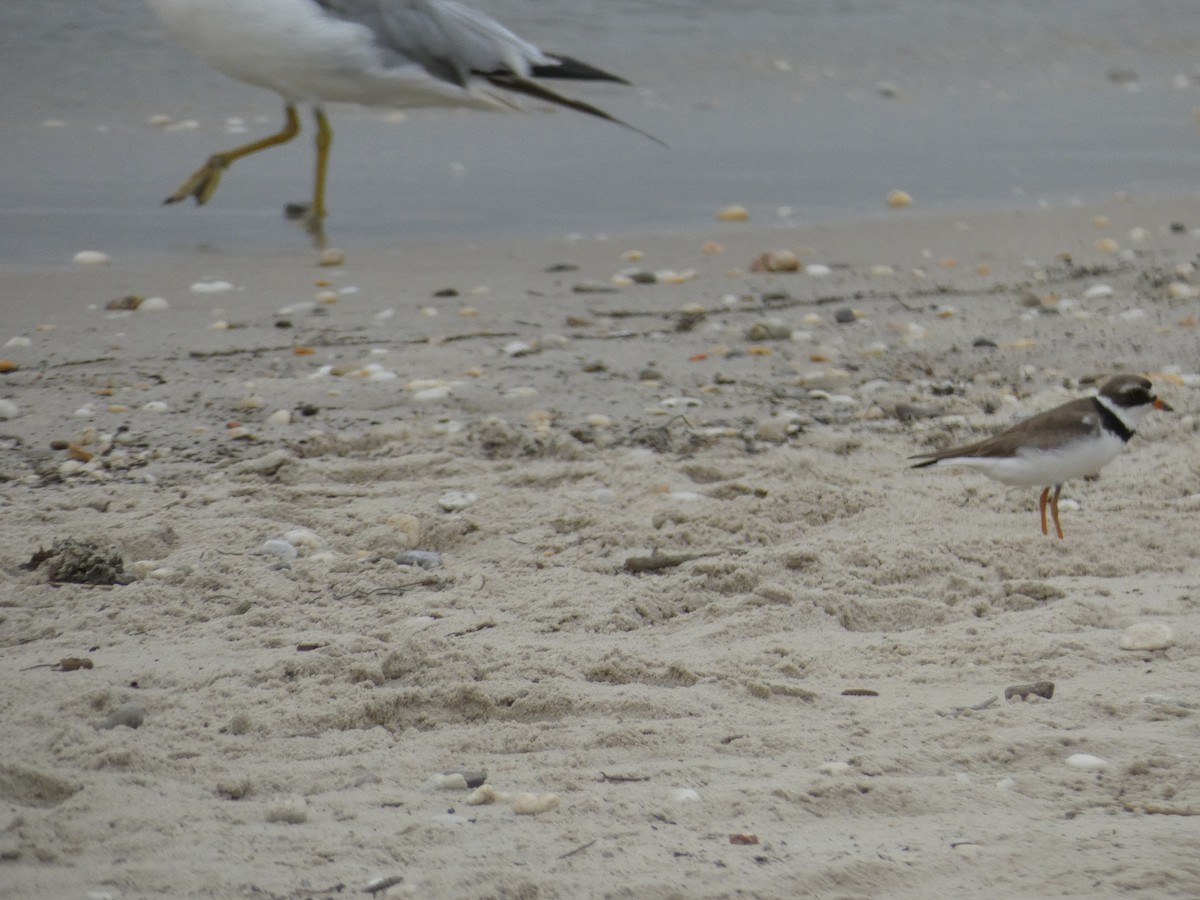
143, 0, 549, 109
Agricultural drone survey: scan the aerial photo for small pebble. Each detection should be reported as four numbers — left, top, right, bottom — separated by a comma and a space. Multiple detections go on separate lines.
503, 340, 536, 357
511, 792, 560, 815
834, 308, 856, 324
0, 399, 18, 420
264, 796, 308, 824
804, 263, 832, 277
749, 249, 800, 273
438, 490, 478, 512
572, 281, 619, 294
99, 703, 144, 730
744, 320, 792, 340
425, 772, 479, 790
73, 251, 111, 265
190, 280, 234, 294
672, 788, 701, 802
1118, 622, 1173, 651
412, 385, 452, 402
318, 248, 346, 267
1065, 754, 1109, 771
717, 205, 750, 222
818, 761, 852, 775
138, 297, 170, 312
886, 189, 913, 208
283, 528, 322, 550
260, 539, 298, 560
265, 409, 292, 426
141, 401, 169, 413
465, 785, 499, 806
395, 550, 442, 569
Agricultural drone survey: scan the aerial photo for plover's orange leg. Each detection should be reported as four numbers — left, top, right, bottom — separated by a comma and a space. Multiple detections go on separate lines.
1039, 486, 1051, 536
1049, 484, 1065, 539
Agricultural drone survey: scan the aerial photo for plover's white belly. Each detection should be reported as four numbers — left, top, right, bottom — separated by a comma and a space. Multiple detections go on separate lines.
941, 431, 1126, 487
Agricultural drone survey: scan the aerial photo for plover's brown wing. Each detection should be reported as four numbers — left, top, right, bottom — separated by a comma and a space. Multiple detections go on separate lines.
909, 396, 1101, 466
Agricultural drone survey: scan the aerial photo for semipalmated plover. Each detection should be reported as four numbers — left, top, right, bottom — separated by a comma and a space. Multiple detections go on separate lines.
909, 375, 1171, 538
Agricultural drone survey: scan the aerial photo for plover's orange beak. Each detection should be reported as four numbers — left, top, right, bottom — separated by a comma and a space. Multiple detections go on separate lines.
1154, 397, 1173, 411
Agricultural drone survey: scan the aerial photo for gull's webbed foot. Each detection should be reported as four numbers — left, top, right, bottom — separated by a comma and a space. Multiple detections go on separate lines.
284, 203, 328, 248
164, 154, 232, 206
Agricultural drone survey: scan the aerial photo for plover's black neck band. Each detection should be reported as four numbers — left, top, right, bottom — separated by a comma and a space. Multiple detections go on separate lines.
1093, 396, 1134, 443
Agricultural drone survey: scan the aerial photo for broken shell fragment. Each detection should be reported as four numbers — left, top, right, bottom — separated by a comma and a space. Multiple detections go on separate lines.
749, 249, 800, 273
717, 205, 750, 222
510, 792, 560, 815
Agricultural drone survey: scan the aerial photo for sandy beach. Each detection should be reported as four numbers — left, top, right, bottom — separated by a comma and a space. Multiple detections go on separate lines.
4, 1, 1200, 897
2, 192, 1199, 898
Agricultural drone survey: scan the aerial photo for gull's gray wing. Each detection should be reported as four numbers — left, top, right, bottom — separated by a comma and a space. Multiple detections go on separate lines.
314, 0, 550, 87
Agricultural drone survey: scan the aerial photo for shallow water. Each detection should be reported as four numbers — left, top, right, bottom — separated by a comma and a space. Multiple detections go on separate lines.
2, 0, 1199, 262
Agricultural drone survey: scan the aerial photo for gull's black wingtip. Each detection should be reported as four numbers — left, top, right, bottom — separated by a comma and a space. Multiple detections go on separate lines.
531, 54, 631, 86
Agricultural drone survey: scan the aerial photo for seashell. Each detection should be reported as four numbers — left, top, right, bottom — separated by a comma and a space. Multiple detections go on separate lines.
73, 250, 111, 265
190, 280, 233, 293
465, 785, 499, 805
438, 490, 478, 512
886, 189, 912, 208
749, 249, 800, 273
260, 539, 297, 560
1118, 622, 1173, 651
318, 248, 346, 267
511, 792, 560, 815
1094, 238, 1120, 254
716, 205, 749, 222
1065, 754, 1109, 771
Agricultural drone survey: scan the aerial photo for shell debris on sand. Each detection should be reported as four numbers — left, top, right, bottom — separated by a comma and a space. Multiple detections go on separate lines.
73, 250, 111, 265
1118, 623, 1173, 651
510, 792, 560, 815
1065, 754, 1109, 772
749, 249, 801, 273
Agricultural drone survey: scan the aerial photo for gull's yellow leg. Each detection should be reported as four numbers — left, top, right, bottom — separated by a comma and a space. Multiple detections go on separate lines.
284, 108, 333, 246
311, 107, 332, 228
165, 105, 301, 206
